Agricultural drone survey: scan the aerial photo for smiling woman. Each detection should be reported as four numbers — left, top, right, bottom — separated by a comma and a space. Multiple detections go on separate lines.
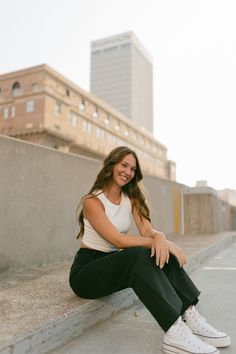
69, 145, 230, 354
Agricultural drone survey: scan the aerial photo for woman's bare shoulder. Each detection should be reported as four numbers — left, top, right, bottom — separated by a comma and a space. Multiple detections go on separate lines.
82, 194, 104, 211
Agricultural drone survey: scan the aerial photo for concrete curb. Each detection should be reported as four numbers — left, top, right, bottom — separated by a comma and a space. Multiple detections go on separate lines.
0, 289, 136, 354
185, 233, 236, 273
1, 234, 236, 354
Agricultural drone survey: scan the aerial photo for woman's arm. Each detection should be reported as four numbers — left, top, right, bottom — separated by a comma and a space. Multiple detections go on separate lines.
132, 203, 186, 268
83, 196, 154, 250
132, 203, 169, 267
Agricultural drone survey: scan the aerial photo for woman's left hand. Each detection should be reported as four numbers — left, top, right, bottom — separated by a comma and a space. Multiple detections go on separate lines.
167, 240, 186, 267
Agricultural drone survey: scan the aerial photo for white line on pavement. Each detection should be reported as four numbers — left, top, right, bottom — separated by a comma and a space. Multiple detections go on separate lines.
203, 267, 236, 270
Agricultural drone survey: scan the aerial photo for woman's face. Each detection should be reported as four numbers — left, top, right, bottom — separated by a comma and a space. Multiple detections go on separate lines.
112, 153, 137, 187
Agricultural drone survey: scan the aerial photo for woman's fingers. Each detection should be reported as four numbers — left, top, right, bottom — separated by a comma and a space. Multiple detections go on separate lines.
150, 247, 155, 257
151, 235, 170, 268
176, 249, 186, 267
155, 247, 169, 268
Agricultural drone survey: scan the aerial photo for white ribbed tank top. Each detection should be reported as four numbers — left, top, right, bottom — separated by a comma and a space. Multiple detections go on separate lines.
82, 191, 132, 252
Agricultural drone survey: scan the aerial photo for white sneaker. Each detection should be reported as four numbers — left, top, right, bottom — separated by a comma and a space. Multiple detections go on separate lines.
163, 316, 219, 354
183, 306, 231, 348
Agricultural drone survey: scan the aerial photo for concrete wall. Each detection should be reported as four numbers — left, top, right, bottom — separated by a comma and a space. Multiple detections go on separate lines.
184, 192, 232, 235
141, 175, 184, 235
231, 207, 236, 230
0, 135, 185, 272
0, 135, 101, 272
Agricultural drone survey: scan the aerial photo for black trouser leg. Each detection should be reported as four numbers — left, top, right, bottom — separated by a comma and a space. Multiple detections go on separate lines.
69, 246, 200, 332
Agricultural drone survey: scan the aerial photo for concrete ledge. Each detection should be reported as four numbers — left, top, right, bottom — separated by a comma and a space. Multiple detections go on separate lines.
1, 232, 236, 354
0, 289, 136, 354
185, 232, 236, 273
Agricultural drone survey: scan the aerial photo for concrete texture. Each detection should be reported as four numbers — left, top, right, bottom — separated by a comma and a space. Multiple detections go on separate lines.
0, 231, 235, 354
184, 190, 231, 235
0, 134, 101, 271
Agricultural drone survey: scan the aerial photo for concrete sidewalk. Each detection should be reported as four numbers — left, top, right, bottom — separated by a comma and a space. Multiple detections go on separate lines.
0, 232, 236, 354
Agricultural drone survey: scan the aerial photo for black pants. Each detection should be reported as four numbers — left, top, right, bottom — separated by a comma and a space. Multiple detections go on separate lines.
69, 246, 200, 332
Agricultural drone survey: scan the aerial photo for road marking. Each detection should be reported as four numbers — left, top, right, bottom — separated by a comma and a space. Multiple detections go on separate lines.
203, 267, 236, 270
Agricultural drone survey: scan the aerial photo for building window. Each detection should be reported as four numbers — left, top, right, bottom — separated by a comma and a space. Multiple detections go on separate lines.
3, 108, 9, 119
104, 115, 110, 125
0, 87, 2, 98
66, 88, 70, 97
92, 107, 98, 119
79, 98, 85, 111
31, 83, 39, 92
104, 45, 118, 52
26, 100, 35, 113
71, 112, 78, 127
12, 82, 21, 96
54, 100, 61, 115
115, 122, 120, 131
108, 133, 116, 144
96, 127, 104, 140
82, 120, 92, 133
11, 106, 16, 117
124, 129, 129, 137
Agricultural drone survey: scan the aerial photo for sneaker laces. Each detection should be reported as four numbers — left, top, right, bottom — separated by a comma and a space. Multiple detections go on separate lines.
184, 307, 222, 337
167, 317, 211, 351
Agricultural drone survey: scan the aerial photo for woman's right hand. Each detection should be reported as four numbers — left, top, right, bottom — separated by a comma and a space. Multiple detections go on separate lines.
151, 232, 169, 268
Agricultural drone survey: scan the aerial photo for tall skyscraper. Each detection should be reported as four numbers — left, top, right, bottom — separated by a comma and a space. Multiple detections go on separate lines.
90, 31, 153, 133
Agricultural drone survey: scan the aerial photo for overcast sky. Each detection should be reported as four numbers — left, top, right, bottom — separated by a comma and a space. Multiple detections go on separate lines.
1, 0, 236, 190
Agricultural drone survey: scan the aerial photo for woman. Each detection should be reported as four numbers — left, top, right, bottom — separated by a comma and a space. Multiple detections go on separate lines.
69, 146, 230, 354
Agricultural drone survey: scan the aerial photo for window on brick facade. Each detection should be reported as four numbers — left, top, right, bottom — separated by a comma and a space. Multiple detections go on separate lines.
96, 127, 104, 140
11, 106, 16, 117
92, 107, 98, 119
115, 122, 120, 131
32, 83, 39, 92
12, 82, 21, 96
82, 120, 92, 133
26, 100, 35, 113
3, 108, 9, 119
54, 100, 61, 115
124, 129, 129, 137
108, 133, 116, 144
104, 115, 110, 125
71, 112, 78, 127
79, 98, 85, 111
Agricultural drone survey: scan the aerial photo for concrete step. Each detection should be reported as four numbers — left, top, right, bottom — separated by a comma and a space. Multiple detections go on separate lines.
0, 232, 235, 354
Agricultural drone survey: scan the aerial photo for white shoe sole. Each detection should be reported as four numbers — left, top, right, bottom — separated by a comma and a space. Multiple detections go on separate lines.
194, 333, 231, 348
163, 342, 220, 354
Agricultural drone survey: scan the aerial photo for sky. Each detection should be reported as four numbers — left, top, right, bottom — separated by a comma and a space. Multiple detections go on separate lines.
1, 0, 236, 190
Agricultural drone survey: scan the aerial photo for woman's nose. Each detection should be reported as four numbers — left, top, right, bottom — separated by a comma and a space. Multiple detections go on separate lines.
125, 167, 132, 176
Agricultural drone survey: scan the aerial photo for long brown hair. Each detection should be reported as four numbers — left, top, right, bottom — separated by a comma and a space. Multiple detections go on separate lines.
76, 146, 151, 238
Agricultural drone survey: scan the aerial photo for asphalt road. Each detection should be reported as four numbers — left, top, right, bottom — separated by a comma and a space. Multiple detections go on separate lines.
49, 242, 236, 354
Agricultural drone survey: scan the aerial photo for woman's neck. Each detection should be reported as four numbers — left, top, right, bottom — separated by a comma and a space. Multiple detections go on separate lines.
103, 184, 122, 205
